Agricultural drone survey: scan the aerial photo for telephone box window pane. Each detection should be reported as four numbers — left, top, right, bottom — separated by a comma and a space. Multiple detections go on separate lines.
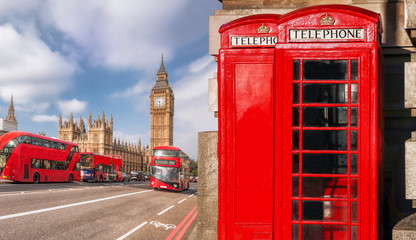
303, 201, 348, 222
302, 177, 349, 198
352, 202, 358, 222
293, 201, 299, 220
292, 224, 299, 239
303, 107, 348, 127
303, 130, 348, 150
293, 177, 299, 197
293, 60, 300, 80
302, 154, 348, 174
303, 84, 348, 103
293, 154, 299, 173
351, 131, 357, 150
302, 224, 348, 239
293, 84, 300, 103
293, 130, 299, 150
293, 107, 299, 126
351, 226, 358, 240
351, 84, 358, 103
351, 60, 358, 80
303, 201, 323, 220
351, 154, 357, 175
351, 178, 358, 198
303, 60, 348, 80
351, 107, 357, 127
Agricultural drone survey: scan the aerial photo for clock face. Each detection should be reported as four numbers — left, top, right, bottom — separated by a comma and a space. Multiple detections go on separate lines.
154, 96, 165, 107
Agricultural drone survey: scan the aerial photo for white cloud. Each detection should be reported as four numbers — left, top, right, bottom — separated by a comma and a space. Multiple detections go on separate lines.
173, 55, 218, 159
39, 0, 215, 72
57, 99, 87, 115
32, 114, 59, 123
0, 23, 77, 112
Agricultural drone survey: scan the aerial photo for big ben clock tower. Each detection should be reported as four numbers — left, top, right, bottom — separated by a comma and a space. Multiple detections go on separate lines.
150, 55, 174, 151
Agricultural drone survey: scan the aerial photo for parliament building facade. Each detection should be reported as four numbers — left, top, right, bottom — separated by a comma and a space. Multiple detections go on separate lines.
58, 111, 149, 173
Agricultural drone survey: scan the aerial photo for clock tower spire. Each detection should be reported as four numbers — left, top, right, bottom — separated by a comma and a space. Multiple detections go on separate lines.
150, 54, 174, 151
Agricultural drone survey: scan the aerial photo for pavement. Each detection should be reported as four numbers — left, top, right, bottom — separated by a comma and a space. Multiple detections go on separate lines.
187, 225, 197, 240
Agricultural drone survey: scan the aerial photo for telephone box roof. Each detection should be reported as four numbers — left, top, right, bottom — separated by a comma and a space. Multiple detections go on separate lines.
219, 14, 281, 33
277, 4, 382, 33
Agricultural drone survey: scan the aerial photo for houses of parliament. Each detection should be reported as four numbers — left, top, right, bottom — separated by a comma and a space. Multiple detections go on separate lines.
58, 57, 174, 173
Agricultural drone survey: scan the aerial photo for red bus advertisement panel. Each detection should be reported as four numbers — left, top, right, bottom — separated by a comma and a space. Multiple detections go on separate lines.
0, 131, 80, 183
80, 152, 122, 182
150, 146, 191, 192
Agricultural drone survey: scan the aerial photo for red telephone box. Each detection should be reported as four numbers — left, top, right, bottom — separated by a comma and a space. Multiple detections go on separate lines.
218, 5, 383, 240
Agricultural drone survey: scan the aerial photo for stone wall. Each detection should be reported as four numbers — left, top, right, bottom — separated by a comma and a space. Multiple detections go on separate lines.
197, 131, 218, 240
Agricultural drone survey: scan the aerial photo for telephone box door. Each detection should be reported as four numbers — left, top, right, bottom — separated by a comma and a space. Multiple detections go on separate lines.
219, 48, 275, 239
277, 50, 372, 239
218, 15, 280, 240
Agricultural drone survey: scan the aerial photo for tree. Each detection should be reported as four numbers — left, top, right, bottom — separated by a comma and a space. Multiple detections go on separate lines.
190, 159, 198, 177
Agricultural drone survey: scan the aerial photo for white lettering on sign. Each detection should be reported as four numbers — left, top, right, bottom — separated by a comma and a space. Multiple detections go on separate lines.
289, 29, 365, 41
230, 36, 277, 46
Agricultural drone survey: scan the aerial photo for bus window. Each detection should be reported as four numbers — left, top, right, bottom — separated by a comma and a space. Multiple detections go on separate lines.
32, 138, 42, 146
0, 155, 7, 168
57, 143, 67, 150
5, 139, 19, 148
50, 141, 57, 149
153, 149, 179, 157
73, 161, 80, 171
16, 135, 31, 144
43, 140, 51, 148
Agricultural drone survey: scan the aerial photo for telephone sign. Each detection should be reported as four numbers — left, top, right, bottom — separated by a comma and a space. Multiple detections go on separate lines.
218, 5, 384, 240
289, 28, 365, 41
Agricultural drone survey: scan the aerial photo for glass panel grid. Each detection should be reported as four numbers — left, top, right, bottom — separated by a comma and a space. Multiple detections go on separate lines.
292, 59, 359, 239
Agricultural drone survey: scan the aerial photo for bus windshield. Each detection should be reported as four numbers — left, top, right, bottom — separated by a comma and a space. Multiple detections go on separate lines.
151, 166, 179, 183
0, 138, 19, 174
153, 149, 179, 157
80, 154, 93, 168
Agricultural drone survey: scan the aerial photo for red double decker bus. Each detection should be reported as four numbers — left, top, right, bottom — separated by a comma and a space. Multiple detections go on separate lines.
80, 152, 122, 182
0, 131, 80, 183
150, 146, 191, 191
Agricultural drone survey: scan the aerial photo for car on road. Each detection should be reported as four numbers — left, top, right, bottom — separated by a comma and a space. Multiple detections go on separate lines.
121, 172, 130, 182
130, 171, 145, 181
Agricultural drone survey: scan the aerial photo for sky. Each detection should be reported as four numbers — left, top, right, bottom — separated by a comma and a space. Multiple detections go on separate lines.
0, 0, 222, 160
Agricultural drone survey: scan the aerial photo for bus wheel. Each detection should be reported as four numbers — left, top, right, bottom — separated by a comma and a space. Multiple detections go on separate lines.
69, 174, 74, 183
33, 173, 40, 184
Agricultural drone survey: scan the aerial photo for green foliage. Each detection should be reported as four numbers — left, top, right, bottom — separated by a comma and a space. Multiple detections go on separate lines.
190, 159, 198, 177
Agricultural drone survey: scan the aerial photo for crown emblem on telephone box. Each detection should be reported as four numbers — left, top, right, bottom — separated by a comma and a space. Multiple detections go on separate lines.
319, 14, 335, 26
257, 23, 270, 33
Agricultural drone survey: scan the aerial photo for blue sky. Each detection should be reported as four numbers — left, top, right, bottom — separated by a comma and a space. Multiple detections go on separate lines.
0, 0, 221, 159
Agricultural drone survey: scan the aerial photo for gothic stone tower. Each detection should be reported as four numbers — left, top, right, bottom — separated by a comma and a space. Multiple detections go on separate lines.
0, 95, 18, 135
150, 56, 174, 151
58, 111, 113, 155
